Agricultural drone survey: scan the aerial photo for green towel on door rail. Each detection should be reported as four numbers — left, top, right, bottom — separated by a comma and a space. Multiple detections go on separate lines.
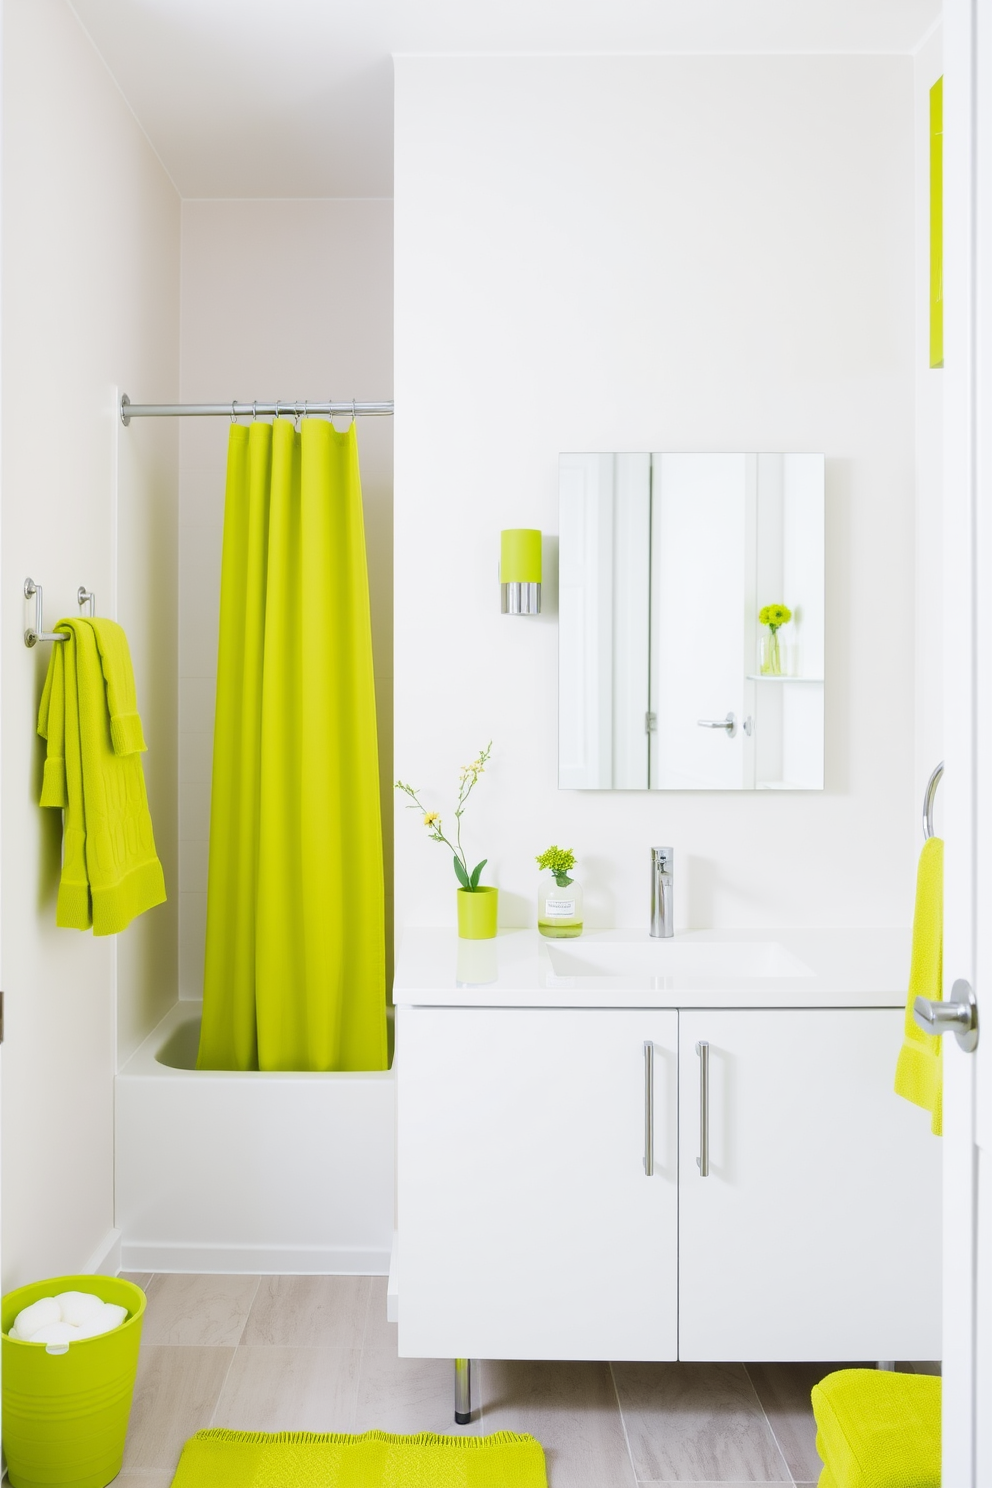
37, 617, 166, 935
894, 834, 943, 1135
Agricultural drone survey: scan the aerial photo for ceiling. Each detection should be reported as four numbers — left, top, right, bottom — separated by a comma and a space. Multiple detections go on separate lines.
69, 0, 941, 198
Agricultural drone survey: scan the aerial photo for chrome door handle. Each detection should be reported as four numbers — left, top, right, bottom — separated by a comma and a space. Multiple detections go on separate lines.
696, 1040, 709, 1176
913, 979, 979, 1052
643, 1041, 654, 1176
697, 712, 736, 737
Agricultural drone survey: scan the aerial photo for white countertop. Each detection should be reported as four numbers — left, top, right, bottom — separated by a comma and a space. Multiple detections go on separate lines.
392, 926, 912, 1009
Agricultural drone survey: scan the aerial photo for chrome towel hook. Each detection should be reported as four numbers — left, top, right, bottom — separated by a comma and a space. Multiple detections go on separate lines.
24, 578, 67, 648
24, 578, 96, 647
923, 760, 944, 840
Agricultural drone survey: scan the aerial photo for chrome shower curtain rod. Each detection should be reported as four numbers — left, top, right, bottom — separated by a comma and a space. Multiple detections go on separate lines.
119, 394, 393, 425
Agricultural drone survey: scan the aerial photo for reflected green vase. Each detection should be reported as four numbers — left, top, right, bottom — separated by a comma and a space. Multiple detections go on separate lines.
760, 629, 782, 676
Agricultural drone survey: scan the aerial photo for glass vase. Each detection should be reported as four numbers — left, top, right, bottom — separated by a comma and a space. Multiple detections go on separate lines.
538, 872, 583, 939
759, 630, 782, 676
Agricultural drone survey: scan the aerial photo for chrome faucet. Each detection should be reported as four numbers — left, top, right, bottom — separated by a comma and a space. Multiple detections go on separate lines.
650, 847, 674, 938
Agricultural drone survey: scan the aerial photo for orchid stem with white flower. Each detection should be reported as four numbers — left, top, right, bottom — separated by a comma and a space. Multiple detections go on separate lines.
395, 742, 493, 891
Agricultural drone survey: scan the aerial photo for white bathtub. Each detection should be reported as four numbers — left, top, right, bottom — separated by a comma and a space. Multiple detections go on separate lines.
115, 1001, 395, 1274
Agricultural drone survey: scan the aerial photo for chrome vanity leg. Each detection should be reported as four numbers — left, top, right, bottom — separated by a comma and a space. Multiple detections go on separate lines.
454, 1357, 471, 1423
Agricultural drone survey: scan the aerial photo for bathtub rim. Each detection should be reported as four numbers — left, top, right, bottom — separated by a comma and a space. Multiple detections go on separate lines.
118, 999, 396, 1081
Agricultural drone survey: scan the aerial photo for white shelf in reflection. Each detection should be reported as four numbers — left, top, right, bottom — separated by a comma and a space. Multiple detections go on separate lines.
746, 673, 824, 683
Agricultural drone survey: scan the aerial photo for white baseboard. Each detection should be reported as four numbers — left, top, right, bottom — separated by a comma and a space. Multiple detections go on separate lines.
84, 1227, 122, 1276
120, 1241, 390, 1275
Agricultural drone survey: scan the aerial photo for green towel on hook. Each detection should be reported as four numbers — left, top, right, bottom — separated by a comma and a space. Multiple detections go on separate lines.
894, 835, 943, 1135
37, 617, 166, 935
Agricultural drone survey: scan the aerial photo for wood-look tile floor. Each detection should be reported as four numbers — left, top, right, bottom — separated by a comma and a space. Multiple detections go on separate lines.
115, 1272, 884, 1487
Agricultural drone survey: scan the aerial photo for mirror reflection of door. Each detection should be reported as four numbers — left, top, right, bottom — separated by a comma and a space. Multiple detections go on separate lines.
650, 453, 747, 788
559, 453, 651, 788
558, 451, 824, 791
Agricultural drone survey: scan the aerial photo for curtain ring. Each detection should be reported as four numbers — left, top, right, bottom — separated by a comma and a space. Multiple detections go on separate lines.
252, 401, 258, 422
352, 399, 357, 424
275, 400, 282, 422
230, 399, 237, 424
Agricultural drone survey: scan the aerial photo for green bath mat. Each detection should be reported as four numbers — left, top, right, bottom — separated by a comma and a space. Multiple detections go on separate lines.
171, 1428, 548, 1486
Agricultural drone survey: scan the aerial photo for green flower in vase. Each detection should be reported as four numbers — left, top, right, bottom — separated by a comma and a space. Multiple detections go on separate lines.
536, 845, 576, 888
758, 603, 792, 675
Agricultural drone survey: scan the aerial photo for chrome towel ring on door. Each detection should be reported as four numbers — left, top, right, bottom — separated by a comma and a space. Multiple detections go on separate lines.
923, 760, 944, 840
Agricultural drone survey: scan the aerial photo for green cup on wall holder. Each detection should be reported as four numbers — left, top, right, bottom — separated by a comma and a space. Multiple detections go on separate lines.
457, 886, 498, 939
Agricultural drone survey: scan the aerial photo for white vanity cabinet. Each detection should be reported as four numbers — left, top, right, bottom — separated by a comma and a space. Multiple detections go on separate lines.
677, 1009, 942, 1362
397, 1006, 679, 1361
395, 930, 942, 1365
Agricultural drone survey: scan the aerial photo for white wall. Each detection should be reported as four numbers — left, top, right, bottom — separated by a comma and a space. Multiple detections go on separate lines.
1, 0, 179, 1287
177, 200, 393, 999
394, 55, 917, 934
914, 24, 943, 827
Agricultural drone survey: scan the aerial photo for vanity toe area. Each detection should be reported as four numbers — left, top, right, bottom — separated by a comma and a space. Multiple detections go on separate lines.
394, 928, 940, 1367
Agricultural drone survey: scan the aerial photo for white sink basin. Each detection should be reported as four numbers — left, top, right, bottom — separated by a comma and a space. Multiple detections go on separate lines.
546, 939, 814, 980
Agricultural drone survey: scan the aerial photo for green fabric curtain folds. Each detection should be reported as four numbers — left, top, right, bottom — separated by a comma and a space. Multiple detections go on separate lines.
198, 419, 387, 1072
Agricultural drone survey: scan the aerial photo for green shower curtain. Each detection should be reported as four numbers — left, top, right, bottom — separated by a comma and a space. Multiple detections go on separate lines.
197, 417, 387, 1072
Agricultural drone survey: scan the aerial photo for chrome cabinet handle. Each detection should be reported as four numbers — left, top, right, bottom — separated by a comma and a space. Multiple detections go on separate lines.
697, 712, 737, 737
913, 979, 979, 1053
643, 1041, 654, 1176
696, 1040, 710, 1176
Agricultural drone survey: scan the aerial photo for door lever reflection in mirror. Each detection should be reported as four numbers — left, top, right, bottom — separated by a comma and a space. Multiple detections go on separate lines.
697, 712, 737, 737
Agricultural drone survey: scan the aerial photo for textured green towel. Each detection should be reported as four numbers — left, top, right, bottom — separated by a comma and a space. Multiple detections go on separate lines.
894, 835, 943, 1135
37, 618, 166, 935
91, 616, 148, 755
812, 1368, 940, 1487
171, 1429, 548, 1487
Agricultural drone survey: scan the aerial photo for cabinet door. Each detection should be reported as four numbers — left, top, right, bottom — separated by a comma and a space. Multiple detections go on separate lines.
398, 1006, 678, 1360
678, 1009, 942, 1361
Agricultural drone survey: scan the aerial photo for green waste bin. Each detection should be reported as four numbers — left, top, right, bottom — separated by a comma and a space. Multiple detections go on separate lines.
2, 1274, 146, 1488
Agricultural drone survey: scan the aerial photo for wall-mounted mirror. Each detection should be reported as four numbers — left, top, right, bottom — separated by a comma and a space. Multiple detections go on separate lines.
559, 452, 824, 790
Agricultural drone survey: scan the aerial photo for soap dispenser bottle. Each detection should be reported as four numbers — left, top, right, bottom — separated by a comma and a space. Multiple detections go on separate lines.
535, 846, 583, 939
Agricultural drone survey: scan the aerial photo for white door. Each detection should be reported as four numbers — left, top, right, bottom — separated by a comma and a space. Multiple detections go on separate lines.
397, 1006, 679, 1361
678, 1010, 942, 1362
942, 1, 992, 1479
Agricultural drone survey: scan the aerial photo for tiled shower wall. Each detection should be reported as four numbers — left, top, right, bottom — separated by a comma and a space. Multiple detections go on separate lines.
178, 200, 394, 999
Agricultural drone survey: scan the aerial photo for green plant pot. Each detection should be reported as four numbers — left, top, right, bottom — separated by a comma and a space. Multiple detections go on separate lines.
456, 885, 498, 940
